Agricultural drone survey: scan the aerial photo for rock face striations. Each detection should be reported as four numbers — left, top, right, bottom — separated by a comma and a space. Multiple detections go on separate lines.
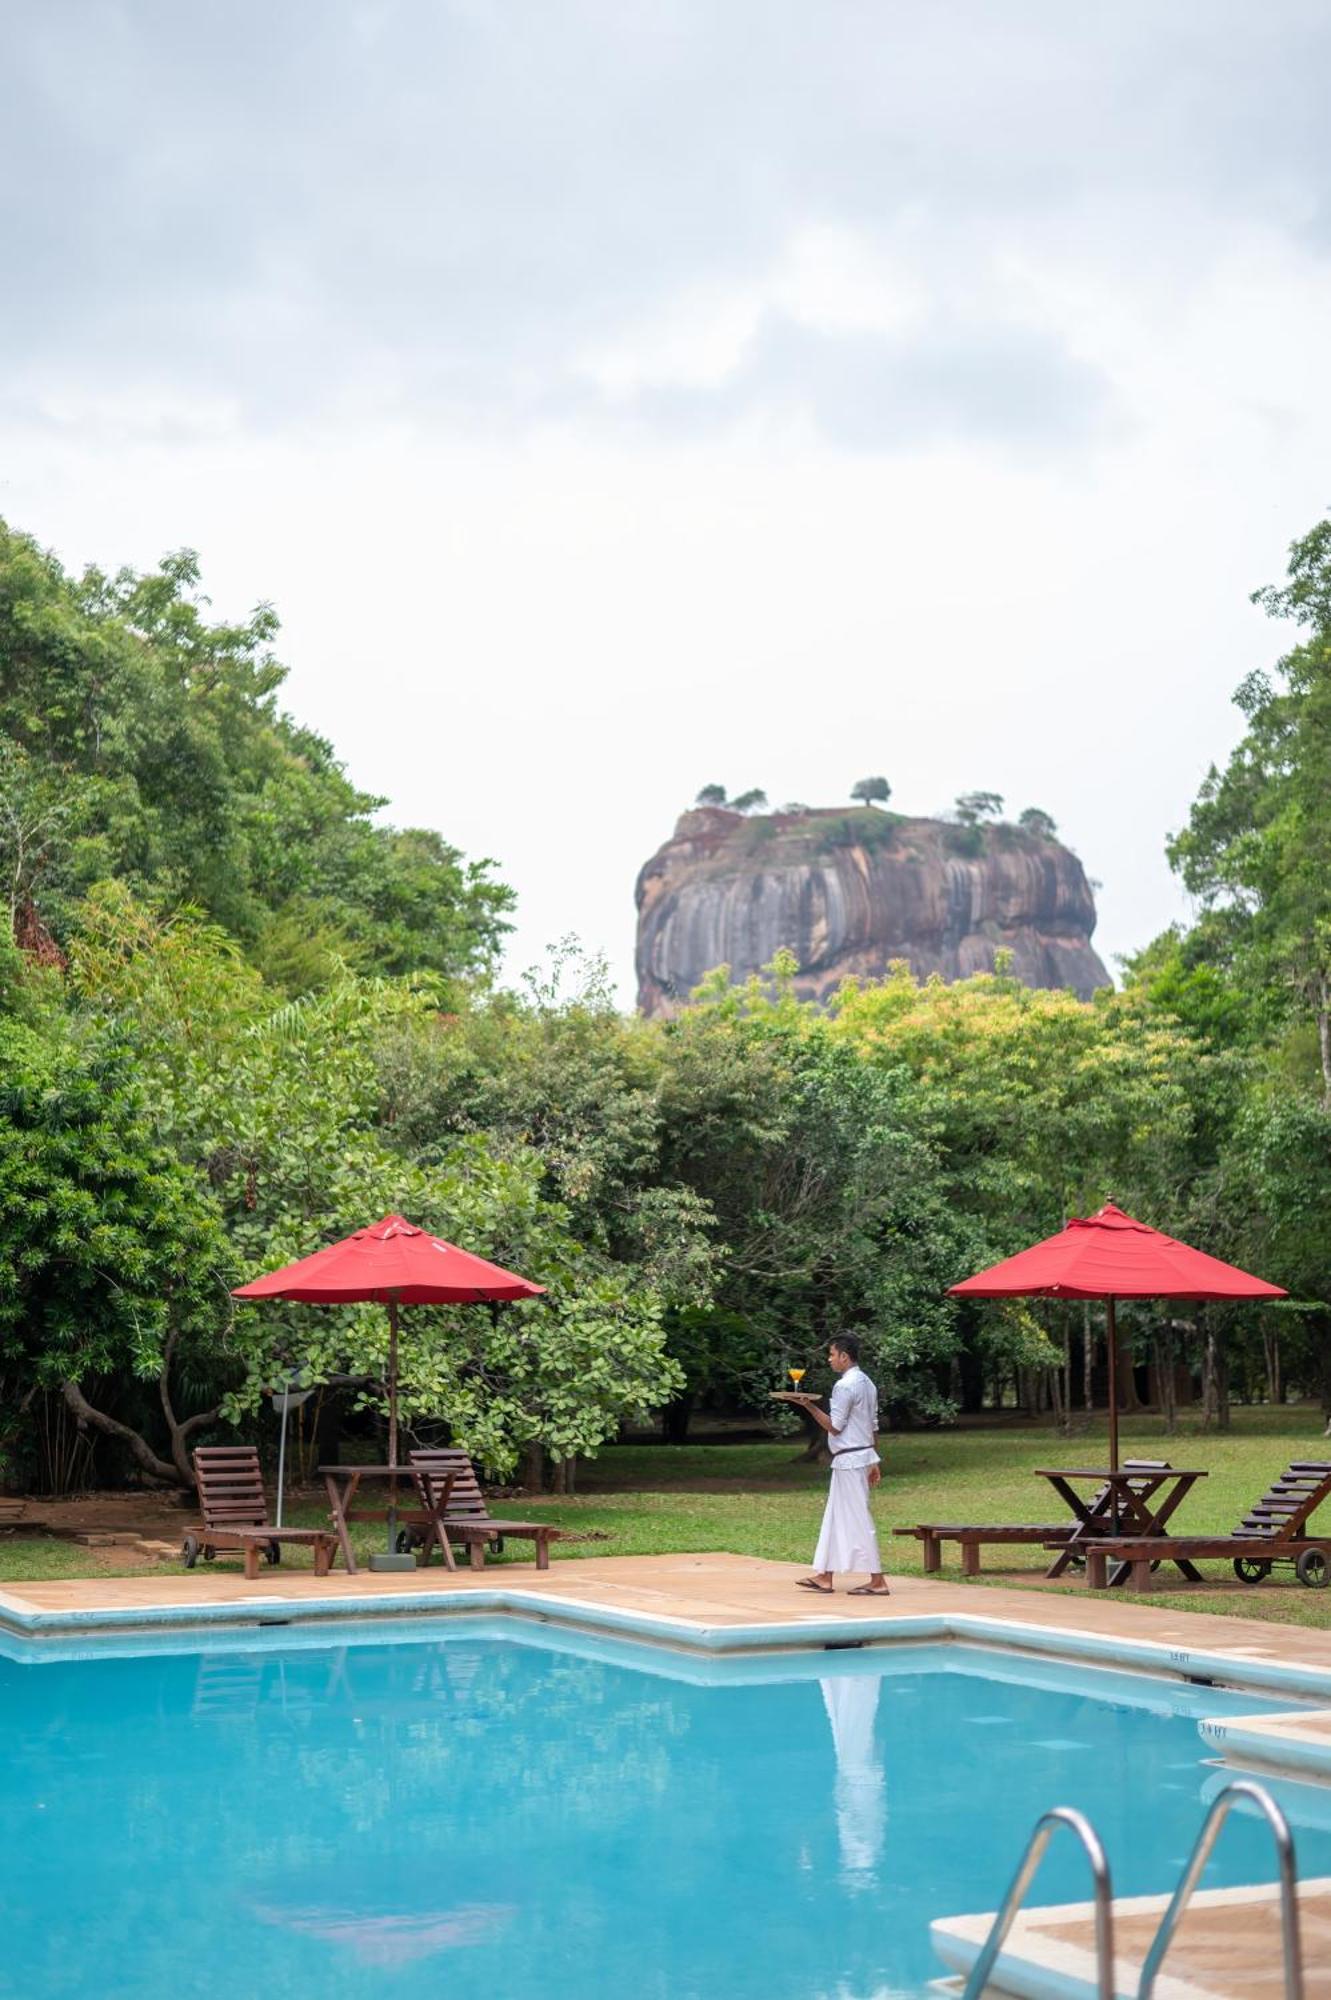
635, 807, 1109, 1016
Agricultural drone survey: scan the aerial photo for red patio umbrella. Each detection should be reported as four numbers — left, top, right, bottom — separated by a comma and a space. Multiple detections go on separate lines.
233, 1214, 545, 1470
948, 1202, 1285, 1469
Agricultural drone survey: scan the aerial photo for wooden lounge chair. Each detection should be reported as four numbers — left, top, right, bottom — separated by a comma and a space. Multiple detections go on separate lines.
894, 1460, 1172, 1576
1078, 1460, 1331, 1591
184, 1446, 339, 1580
407, 1448, 561, 1571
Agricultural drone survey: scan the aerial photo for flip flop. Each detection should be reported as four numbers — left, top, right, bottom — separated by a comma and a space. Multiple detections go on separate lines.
847, 1584, 891, 1596
796, 1577, 834, 1593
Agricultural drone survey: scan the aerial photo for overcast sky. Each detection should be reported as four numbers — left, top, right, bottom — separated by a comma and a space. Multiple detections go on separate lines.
5, 2, 1331, 1002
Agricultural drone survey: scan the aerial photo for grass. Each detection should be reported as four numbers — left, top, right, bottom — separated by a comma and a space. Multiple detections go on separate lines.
3, 1407, 1329, 1627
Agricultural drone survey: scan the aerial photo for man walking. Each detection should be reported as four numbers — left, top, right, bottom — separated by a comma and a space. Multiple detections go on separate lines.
790, 1336, 889, 1596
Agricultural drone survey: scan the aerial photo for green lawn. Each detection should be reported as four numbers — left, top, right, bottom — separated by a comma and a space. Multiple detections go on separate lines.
3, 1408, 1330, 1628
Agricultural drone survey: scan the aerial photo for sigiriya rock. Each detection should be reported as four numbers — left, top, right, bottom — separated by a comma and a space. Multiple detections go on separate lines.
634, 806, 1109, 1017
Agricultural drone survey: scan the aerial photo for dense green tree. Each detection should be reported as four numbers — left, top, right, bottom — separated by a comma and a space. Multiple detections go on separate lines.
730, 788, 768, 814
850, 776, 891, 807
1018, 806, 1057, 840
0, 1004, 237, 1485
831, 961, 1222, 1412
660, 962, 966, 1423
1169, 516, 1331, 1095
0, 523, 513, 987
68, 896, 682, 1478
694, 783, 728, 807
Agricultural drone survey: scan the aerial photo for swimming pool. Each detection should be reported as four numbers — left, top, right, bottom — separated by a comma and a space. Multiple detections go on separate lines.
1, 1623, 1324, 1998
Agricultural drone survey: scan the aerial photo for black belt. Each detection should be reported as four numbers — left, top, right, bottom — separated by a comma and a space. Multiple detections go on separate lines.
829, 1445, 873, 1458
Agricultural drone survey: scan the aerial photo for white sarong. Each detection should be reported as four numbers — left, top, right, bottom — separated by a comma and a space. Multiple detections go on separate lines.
813, 1453, 882, 1575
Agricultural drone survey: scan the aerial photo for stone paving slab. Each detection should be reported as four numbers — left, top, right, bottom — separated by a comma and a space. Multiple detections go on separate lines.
6, 1552, 1331, 1673
935, 1879, 1331, 1999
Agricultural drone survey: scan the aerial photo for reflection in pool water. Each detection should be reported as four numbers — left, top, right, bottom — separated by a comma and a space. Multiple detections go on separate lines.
0, 1628, 1322, 1999
821, 1672, 886, 1887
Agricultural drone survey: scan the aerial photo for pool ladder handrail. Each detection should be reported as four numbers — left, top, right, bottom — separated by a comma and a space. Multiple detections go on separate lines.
961, 1805, 1114, 2000
1137, 1777, 1303, 2000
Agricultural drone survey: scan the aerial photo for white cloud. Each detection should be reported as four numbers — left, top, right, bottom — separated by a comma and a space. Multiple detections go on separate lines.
3, 1, 1331, 1004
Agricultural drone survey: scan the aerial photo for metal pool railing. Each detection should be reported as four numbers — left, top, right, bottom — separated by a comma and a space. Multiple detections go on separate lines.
956, 1778, 1304, 2000
960, 1805, 1115, 2000
1136, 1777, 1303, 2000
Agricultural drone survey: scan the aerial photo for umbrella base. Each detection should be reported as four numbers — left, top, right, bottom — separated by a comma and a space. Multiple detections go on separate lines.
368, 1552, 417, 1573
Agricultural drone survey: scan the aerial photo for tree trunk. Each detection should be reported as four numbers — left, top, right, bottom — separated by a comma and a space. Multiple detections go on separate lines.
157, 1331, 222, 1485
1116, 1324, 1142, 1411
1200, 1313, 1231, 1431
35, 1388, 95, 1498
1201, 1319, 1218, 1427
1048, 1360, 1066, 1433
1156, 1323, 1178, 1434
1262, 1324, 1282, 1406
795, 1404, 828, 1460
524, 1441, 546, 1493
60, 1379, 180, 1486
1318, 971, 1331, 1103
957, 1317, 985, 1414
1316, 1312, 1331, 1422
663, 1392, 694, 1444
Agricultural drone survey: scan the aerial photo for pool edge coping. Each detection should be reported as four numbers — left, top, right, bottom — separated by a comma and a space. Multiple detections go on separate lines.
4, 1579, 1331, 1706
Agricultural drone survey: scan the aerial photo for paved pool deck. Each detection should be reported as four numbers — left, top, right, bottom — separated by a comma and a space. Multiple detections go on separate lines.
3, 1550, 1331, 1670
5, 1554, 1331, 1996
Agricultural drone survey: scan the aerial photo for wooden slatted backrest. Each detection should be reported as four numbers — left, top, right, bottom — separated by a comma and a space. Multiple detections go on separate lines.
1088, 1458, 1171, 1510
193, 1446, 271, 1531
1235, 1462, 1331, 1541
410, 1448, 490, 1519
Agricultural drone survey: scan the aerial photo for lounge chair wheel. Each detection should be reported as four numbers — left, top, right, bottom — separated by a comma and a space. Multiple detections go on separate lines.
396, 1530, 413, 1555
182, 1535, 200, 1569
1296, 1548, 1328, 1589
1233, 1557, 1272, 1584
202, 1543, 217, 1561
265, 1540, 282, 1566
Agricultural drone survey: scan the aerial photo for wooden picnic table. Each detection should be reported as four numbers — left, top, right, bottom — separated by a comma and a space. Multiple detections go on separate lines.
320, 1463, 455, 1578
1034, 1466, 1208, 1585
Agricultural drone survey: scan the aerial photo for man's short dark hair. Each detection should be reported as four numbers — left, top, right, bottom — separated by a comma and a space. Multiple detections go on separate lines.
829, 1334, 860, 1363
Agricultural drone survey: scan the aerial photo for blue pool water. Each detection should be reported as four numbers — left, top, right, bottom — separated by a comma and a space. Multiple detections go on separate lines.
1, 1623, 1326, 1999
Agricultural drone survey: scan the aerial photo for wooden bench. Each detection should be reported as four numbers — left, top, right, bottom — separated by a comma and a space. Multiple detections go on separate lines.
186, 1446, 339, 1581
407, 1448, 562, 1570
1077, 1460, 1331, 1592
895, 1460, 1172, 1576
894, 1522, 1068, 1576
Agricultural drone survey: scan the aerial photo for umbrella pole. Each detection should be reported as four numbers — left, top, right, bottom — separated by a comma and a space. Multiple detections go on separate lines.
1106, 1296, 1120, 1480
387, 1297, 399, 1550
387, 1298, 399, 1471
276, 1390, 290, 1529
368, 1295, 415, 1572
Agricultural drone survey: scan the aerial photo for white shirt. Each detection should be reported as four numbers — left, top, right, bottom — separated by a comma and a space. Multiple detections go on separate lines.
829, 1365, 880, 1466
